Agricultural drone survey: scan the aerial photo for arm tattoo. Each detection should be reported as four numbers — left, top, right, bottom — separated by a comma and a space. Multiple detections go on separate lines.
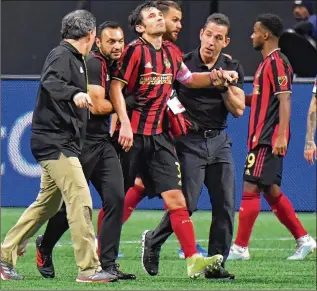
305, 101, 317, 149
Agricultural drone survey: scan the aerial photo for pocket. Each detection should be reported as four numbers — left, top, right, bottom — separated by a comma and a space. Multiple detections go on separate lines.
67, 156, 82, 168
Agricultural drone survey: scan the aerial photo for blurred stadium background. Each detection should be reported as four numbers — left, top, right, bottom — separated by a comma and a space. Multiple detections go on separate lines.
1, 0, 316, 212
1, 1, 316, 290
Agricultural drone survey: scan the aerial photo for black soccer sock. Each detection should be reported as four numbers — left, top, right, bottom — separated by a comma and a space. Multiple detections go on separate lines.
40, 207, 69, 253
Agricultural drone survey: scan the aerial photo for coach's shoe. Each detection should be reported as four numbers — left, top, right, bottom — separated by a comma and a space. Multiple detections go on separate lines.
36, 235, 55, 278
104, 263, 136, 280
205, 266, 235, 280
141, 230, 161, 276
76, 270, 118, 283
178, 243, 208, 259
0, 261, 23, 280
287, 235, 316, 260
227, 244, 250, 260
187, 254, 223, 279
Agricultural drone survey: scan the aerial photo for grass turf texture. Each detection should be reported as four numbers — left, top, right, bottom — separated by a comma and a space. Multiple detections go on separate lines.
1, 208, 316, 290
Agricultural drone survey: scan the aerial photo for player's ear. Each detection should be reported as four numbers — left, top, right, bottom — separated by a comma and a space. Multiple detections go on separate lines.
264, 31, 270, 41
95, 37, 101, 48
87, 30, 96, 43
223, 36, 230, 48
136, 25, 145, 34
199, 28, 204, 41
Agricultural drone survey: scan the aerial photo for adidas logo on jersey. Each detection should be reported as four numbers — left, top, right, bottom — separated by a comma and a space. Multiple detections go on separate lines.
144, 62, 152, 68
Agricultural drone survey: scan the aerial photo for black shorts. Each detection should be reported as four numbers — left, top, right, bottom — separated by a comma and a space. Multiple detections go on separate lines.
120, 132, 182, 198
243, 145, 283, 187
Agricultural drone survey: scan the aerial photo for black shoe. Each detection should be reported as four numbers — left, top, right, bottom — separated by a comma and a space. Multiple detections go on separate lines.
36, 235, 55, 279
141, 230, 161, 276
104, 264, 136, 280
205, 266, 235, 280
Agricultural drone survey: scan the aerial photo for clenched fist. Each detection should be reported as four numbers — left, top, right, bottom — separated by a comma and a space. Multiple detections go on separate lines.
73, 92, 93, 108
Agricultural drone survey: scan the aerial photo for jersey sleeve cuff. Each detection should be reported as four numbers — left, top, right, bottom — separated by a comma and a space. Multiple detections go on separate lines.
274, 90, 292, 96
112, 76, 128, 85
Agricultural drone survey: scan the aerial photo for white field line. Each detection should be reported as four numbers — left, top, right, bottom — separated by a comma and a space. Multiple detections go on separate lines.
22, 237, 312, 252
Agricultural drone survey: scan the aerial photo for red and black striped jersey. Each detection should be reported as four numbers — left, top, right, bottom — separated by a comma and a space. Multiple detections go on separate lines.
85, 50, 112, 137
112, 37, 182, 136
248, 49, 293, 152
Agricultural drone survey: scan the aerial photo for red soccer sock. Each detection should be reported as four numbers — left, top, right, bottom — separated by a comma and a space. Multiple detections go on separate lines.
169, 207, 197, 258
97, 208, 104, 256
123, 185, 145, 224
265, 193, 307, 239
235, 192, 261, 247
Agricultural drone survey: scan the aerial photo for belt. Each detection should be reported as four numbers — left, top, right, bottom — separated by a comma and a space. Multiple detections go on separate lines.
197, 129, 222, 138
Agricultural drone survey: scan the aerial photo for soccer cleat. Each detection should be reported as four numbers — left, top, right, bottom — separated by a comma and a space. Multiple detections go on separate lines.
227, 243, 250, 260
0, 261, 23, 280
187, 254, 223, 279
205, 266, 236, 280
76, 270, 118, 283
36, 235, 55, 278
287, 235, 316, 260
141, 230, 161, 276
104, 263, 136, 280
178, 243, 208, 259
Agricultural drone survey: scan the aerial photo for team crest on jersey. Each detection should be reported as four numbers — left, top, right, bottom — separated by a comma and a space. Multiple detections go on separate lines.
164, 57, 171, 69
278, 76, 288, 86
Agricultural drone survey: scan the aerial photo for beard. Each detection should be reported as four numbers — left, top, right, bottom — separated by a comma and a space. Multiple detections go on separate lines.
254, 42, 264, 51
163, 31, 177, 42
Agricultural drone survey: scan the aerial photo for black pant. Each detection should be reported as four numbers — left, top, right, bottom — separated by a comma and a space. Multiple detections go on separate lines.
40, 135, 125, 269
148, 130, 235, 264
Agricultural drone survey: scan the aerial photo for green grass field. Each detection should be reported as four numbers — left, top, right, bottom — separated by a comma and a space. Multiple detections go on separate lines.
1, 208, 316, 290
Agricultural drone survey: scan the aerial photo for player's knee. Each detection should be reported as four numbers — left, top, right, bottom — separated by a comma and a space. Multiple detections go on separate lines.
243, 181, 261, 193
134, 177, 145, 188
263, 184, 281, 197
162, 190, 187, 210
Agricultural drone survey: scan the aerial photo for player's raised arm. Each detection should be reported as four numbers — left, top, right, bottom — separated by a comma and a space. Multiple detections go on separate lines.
176, 61, 238, 88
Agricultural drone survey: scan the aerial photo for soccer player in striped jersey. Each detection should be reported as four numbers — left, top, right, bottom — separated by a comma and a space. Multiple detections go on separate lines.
110, 1, 237, 278
229, 13, 316, 261
96, 0, 208, 258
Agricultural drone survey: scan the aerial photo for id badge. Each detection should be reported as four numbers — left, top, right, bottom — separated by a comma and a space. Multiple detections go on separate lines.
167, 92, 186, 114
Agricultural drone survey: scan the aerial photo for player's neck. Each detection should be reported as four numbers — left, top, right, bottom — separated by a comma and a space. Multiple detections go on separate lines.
261, 41, 279, 59
142, 34, 162, 50
65, 39, 87, 56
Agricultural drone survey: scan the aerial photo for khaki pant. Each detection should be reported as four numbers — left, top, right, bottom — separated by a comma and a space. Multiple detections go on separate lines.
1, 153, 101, 277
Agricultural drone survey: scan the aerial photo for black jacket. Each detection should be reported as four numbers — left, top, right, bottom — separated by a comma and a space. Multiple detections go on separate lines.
31, 41, 88, 162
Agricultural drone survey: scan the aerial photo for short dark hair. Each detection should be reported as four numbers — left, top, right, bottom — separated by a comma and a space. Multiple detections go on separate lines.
153, 0, 182, 14
97, 21, 121, 39
128, 1, 158, 33
204, 13, 231, 36
61, 10, 96, 40
256, 13, 284, 38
